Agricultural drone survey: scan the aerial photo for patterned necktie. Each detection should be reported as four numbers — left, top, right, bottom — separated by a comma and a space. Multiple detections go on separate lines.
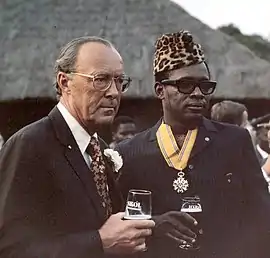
86, 137, 112, 218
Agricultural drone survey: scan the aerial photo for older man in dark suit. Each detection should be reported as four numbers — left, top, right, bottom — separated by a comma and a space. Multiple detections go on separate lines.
0, 36, 155, 258
116, 31, 270, 258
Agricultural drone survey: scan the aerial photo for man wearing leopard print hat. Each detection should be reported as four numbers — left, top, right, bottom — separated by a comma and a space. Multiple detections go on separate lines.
116, 30, 270, 258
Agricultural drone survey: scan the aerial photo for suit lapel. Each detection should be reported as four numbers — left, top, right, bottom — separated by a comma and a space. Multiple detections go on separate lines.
48, 107, 106, 221
190, 118, 218, 159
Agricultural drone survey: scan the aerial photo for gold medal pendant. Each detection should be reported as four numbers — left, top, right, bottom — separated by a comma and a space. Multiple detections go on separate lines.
173, 171, 189, 193
156, 122, 198, 195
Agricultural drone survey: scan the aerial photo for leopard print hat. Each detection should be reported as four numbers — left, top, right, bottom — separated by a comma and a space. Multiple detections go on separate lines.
153, 30, 205, 75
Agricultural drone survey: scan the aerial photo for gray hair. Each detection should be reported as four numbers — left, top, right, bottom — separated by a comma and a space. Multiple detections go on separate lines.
54, 36, 113, 96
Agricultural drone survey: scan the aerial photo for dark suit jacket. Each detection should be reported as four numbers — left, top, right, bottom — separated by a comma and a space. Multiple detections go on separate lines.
117, 118, 270, 258
0, 107, 123, 258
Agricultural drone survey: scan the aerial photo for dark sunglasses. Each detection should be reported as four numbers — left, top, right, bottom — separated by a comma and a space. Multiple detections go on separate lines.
161, 78, 217, 95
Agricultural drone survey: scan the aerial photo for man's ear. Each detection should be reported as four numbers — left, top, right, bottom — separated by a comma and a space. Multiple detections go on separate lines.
155, 82, 165, 100
57, 72, 71, 94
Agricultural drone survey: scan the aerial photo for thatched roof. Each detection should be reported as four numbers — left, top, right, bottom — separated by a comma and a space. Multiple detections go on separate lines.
1, 0, 270, 100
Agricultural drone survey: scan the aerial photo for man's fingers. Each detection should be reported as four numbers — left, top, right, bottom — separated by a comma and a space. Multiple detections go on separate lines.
133, 242, 147, 253
179, 225, 197, 239
168, 216, 197, 238
166, 229, 196, 244
132, 237, 146, 246
166, 232, 188, 245
176, 212, 198, 226
113, 212, 125, 219
171, 228, 196, 243
135, 229, 152, 238
171, 212, 199, 234
131, 219, 155, 229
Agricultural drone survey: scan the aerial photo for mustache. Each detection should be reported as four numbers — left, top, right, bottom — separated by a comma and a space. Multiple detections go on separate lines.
187, 101, 207, 107
187, 96, 208, 105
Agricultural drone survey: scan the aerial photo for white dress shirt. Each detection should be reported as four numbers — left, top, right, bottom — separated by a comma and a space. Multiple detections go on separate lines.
257, 144, 269, 160
261, 167, 270, 193
57, 102, 96, 167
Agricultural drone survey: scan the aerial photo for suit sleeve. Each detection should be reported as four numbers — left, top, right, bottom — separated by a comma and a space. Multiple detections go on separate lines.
236, 129, 270, 257
0, 135, 104, 258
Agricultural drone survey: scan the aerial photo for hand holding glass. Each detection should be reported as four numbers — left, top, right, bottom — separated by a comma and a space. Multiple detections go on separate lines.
179, 196, 202, 250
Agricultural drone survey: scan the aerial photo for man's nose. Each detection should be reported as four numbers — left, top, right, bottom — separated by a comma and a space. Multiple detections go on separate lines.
190, 86, 203, 97
106, 80, 120, 98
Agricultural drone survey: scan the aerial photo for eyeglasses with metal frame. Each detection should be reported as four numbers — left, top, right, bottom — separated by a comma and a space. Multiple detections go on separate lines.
69, 72, 132, 93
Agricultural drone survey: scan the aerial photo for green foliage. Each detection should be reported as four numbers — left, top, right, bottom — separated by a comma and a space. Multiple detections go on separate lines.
219, 24, 270, 62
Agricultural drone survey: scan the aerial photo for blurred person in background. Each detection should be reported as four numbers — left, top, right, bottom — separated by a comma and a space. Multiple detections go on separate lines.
210, 101, 270, 188
109, 116, 137, 149
251, 114, 270, 165
210, 100, 257, 146
210, 100, 248, 127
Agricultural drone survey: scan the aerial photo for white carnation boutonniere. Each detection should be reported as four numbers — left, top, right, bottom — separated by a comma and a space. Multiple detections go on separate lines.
104, 149, 123, 173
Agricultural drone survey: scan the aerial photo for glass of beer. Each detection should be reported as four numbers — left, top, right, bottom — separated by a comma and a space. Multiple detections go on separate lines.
124, 189, 152, 220
179, 196, 202, 250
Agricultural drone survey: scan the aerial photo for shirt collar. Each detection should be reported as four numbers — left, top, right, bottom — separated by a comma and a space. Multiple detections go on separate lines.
57, 102, 97, 154
256, 144, 269, 159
